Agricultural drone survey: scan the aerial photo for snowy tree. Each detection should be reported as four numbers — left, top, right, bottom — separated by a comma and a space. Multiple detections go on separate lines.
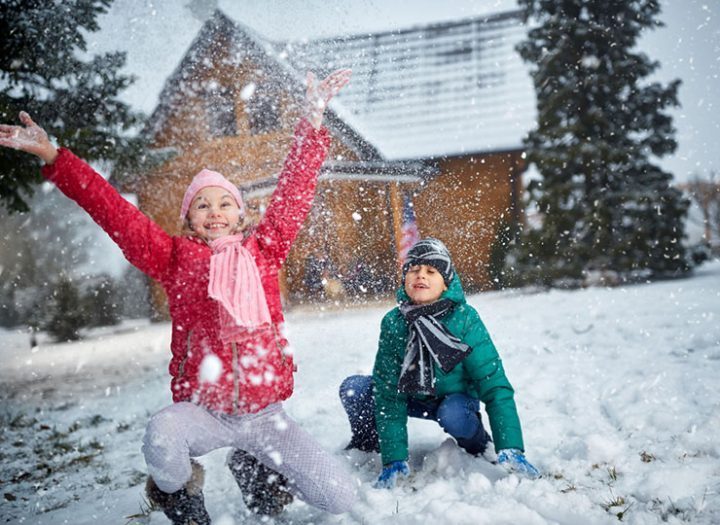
510, 0, 689, 285
82, 274, 121, 327
0, 0, 144, 212
44, 276, 86, 341
686, 171, 720, 252
0, 182, 100, 326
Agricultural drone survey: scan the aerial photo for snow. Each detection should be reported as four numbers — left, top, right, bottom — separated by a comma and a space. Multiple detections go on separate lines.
1, 260, 719, 524
285, 12, 536, 161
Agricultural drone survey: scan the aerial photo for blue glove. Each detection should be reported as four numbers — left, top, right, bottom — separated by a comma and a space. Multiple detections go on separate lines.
373, 460, 410, 489
497, 449, 540, 479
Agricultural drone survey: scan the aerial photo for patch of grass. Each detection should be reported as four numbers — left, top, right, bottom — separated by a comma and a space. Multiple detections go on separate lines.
640, 451, 656, 463
126, 469, 147, 487
86, 414, 110, 427
607, 466, 618, 481
602, 488, 632, 521
615, 502, 634, 521
125, 496, 158, 524
9, 414, 38, 429
95, 474, 112, 485
86, 439, 104, 451
65, 453, 101, 469
603, 495, 626, 509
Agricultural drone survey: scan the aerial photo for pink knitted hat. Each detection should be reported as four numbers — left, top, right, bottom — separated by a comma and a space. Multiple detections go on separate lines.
180, 169, 245, 220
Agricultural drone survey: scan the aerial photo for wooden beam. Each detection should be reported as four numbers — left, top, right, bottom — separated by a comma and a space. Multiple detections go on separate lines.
388, 182, 404, 279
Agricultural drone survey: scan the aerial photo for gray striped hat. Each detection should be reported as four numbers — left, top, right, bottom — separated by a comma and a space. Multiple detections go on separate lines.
402, 237, 455, 285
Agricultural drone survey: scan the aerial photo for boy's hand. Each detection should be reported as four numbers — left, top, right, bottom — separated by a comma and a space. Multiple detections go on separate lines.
497, 449, 540, 479
0, 111, 58, 164
304, 68, 352, 129
373, 460, 410, 489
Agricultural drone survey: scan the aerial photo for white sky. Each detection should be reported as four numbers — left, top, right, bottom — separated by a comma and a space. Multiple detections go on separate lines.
87, 0, 720, 183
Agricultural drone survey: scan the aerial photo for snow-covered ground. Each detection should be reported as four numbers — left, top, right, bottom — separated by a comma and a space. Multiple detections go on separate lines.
1, 261, 719, 525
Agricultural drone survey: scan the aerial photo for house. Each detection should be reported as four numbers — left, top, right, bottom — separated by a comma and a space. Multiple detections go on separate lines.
123, 9, 535, 315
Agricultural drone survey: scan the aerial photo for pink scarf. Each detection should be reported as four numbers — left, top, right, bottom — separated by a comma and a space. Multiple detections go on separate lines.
208, 235, 272, 341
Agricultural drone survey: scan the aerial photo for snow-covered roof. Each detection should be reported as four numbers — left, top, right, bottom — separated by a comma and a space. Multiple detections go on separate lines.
148, 10, 535, 163
280, 10, 536, 160
146, 11, 382, 161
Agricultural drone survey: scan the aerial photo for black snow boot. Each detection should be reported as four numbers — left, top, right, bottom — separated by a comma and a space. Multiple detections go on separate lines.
228, 449, 294, 516
456, 412, 492, 457
146, 460, 211, 525
344, 432, 380, 453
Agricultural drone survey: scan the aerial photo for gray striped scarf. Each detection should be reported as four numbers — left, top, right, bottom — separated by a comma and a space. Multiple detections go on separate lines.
398, 299, 471, 395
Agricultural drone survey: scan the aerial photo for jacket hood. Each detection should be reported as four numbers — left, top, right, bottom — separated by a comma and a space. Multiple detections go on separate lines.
395, 273, 466, 305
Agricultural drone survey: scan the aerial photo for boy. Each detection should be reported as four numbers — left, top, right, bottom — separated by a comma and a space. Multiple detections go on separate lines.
339, 238, 539, 488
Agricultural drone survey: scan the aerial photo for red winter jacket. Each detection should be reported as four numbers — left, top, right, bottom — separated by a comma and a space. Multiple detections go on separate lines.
42, 119, 330, 414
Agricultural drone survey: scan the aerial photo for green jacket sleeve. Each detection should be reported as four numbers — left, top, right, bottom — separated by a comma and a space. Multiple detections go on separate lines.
459, 305, 525, 452
372, 311, 410, 465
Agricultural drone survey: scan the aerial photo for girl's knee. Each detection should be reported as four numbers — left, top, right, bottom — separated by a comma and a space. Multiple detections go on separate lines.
321, 472, 357, 514
146, 403, 190, 435
143, 402, 197, 456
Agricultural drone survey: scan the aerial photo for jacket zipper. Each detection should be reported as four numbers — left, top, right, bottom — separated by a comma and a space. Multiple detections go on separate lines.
178, 329, 193, 379
272, 324, 286, 364
231, 341, 240, 414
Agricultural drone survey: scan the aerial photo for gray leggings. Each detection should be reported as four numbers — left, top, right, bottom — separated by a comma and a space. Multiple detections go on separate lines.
142, 402, 356, 514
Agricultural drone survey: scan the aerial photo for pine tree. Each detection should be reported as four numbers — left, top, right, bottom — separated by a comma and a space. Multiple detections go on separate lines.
0, 0, 144, 212
82, 274, 120, 327
511, 0, 689, 285
45, 276, 86, 342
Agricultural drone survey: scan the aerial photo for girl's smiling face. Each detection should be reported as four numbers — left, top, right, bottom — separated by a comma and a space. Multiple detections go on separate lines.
404, 264, 447, 305
186, 186, 242, 241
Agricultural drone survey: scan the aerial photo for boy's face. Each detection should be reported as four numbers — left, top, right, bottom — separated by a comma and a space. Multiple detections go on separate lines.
404, 264, 447, 305
187, 186, 242, 241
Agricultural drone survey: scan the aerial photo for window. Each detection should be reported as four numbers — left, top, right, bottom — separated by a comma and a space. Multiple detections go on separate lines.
206, 85, 237, 137
245, 90, 280, 135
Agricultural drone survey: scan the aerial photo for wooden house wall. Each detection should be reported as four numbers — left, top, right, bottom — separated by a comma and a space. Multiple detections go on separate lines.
135, 28, 525, 314
414, 152, 525, 292
284, 179, 402, 301
136, 37, 383, 313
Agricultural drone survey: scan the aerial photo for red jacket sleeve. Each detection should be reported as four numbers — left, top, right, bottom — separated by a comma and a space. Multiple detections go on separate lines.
254, 118, 331, 267
41, 148, 174, 282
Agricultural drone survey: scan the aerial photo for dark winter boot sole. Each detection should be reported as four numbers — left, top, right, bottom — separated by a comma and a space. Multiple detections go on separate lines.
146, 460, 211, 525
456, 413, 492, 456
228, 449, 294, 517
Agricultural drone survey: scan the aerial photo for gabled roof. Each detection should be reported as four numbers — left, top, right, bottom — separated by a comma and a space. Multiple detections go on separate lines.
148, 9, 535, 163
145, 11, 382, 161
280, 10, 535, 161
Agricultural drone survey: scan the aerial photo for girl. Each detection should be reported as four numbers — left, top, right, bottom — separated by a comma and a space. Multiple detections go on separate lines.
339, 238, 539, 489
0, 69, 355, 523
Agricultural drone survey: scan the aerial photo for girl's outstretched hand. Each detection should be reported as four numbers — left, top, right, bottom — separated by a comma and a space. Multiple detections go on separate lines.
305, 68, 352, 129
0, 111, 58, 164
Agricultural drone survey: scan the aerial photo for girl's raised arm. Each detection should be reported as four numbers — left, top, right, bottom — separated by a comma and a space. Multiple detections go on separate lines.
0, 112, 174, 282
255, 69, 351, 266
0, 111, 58, 164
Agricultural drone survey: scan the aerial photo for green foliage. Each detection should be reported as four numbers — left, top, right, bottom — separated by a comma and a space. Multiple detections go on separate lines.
44, 276, 85, 341
510, 0, 689, 285
0, 0, 145, 212
487, 217, 515, 290
82, 274, 121, 327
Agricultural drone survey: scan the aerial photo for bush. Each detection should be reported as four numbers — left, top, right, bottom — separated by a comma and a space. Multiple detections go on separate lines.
44, 277, 86, 342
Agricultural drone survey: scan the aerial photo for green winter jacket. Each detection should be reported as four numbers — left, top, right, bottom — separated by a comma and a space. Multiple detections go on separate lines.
372, 275, 524, 465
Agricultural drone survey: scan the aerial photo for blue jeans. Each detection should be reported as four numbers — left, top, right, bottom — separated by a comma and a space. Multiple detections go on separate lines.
338, 375, 490, 456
